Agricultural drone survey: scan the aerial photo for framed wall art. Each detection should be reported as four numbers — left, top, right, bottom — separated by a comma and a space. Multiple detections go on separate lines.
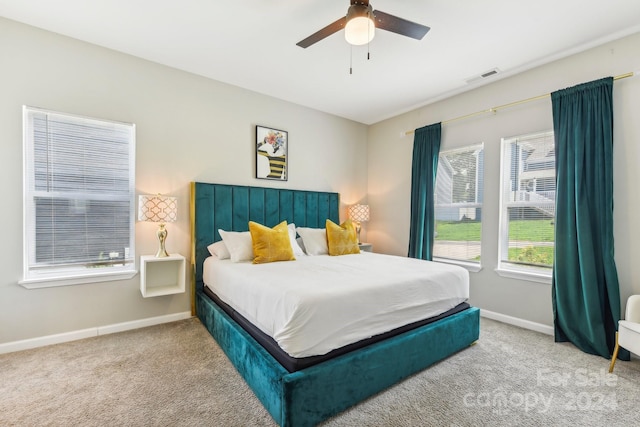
256, 125, 288, 181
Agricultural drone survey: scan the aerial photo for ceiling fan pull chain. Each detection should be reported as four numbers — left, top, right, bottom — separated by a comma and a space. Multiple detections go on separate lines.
367, 16, 371, 60
350, 44, 353, 75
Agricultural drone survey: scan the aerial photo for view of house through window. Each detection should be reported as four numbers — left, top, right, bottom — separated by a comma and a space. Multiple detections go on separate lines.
498, 130, 555, 277
22, 106, 136, 285
434, 143, 484, 266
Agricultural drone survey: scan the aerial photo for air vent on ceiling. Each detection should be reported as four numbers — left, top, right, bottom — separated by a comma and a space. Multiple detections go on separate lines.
465, 68, 501, 84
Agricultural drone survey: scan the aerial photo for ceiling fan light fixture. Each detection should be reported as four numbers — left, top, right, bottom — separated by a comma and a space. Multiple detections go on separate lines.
344, 4, 375, 45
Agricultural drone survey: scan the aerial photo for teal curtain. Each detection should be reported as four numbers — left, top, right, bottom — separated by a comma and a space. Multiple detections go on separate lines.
551, 77, 626, 359
408, 123, 441, 260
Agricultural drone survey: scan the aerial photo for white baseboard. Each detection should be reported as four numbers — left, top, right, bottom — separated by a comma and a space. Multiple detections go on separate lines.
0, 311, 192, 355
2, 309, 551, 354
97, 312, 192, 335
480, 309, 554, 336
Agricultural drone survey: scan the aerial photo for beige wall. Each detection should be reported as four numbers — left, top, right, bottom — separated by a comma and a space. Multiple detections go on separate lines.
0, 18, 368, 344
367, 32, 640, 326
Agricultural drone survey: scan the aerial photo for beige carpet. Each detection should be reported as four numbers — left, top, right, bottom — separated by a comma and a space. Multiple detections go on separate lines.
1, 317, 639, 426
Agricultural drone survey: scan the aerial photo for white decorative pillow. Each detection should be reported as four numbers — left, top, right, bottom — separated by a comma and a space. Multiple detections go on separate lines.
295, 227, 328, 256
288, 223, 306, 257
207, 240, 230, 260
218, 229, 253, 262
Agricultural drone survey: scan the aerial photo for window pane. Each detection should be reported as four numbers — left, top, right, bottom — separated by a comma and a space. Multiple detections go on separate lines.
33, 114, 131, 194
34, 197, 132, 265
24, 106, 135, 280
434, 144, 484, 264
499, 131, 555, 274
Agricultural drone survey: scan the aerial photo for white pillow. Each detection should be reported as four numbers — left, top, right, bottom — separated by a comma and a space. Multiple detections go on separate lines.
218, 229, 253, 262
296, 237, 306, 254
295, 227, 328, 255
207, 240, 230, 260
288, 223, 306, 257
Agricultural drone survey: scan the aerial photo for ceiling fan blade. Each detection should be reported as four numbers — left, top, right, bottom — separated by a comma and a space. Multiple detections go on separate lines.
296, 17, 347, 48
373, 10, 430, 40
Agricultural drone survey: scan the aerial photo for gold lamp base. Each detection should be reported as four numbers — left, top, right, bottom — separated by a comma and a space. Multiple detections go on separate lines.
156, 223, 169, 257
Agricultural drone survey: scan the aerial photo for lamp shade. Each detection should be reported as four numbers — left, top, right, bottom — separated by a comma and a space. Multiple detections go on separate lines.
348, 204, 370, 223
344, 3, 375, 45
138, 194, 178, 223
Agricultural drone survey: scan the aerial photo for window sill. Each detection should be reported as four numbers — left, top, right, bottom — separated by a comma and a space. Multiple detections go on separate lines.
19, 270, 138, 289
433, 257, 483, 273
495, 267, 551, 284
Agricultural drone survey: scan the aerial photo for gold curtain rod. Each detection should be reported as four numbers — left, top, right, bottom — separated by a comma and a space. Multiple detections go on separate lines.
404, 71, 636, 136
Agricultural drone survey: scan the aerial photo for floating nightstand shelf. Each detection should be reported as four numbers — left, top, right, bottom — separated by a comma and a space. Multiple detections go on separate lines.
358, 243, 373, 253
140, 254, 186, 297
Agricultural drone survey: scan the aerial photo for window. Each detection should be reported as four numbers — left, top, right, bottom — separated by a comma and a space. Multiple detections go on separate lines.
22, 106, 136, 288
498, 130, 555, 282
433, 143, 484, 270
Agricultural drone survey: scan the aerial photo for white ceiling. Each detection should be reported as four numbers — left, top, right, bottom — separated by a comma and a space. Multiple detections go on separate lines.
2, 0, 640, 125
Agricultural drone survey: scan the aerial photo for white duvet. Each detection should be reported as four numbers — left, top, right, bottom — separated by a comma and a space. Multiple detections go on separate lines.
203, 252, 469, 358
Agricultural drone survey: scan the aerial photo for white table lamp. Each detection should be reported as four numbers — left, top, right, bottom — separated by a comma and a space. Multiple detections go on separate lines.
348, 204, 370, 244
138, 194, 178, 257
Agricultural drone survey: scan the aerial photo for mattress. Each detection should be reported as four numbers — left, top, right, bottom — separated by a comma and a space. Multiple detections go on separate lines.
202, 286, 470, 372
203, 251, 469, 358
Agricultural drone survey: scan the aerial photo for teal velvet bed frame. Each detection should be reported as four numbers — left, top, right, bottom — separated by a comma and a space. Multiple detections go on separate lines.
190, 182, 480, 427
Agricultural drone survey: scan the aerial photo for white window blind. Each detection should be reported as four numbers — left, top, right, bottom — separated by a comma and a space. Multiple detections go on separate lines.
498, 131, 555, 277
22, 106, 136, 285
434, 143, 484, 266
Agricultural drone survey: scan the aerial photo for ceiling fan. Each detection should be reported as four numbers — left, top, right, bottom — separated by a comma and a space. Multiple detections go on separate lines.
296, 0, 430, 48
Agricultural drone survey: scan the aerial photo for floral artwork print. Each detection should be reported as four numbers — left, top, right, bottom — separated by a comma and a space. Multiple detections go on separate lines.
256, 126, 288, 181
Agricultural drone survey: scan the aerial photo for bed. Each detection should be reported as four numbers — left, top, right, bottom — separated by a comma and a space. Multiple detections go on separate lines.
190, 182, 480, 427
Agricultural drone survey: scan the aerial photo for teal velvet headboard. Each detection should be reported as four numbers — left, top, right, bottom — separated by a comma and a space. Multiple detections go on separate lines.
190, 182, 340, 304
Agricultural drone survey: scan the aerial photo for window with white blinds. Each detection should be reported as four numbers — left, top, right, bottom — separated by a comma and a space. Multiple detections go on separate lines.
22, 106, 136, 287
498, 130, 555, 280
433, 143, 484, 267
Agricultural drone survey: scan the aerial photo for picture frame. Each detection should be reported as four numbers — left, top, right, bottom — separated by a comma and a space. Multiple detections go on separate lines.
256, 125, 288, 181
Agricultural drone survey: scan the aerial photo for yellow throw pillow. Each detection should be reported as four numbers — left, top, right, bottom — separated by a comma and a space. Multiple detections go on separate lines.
326, 219, 360, 256
249, 220, 296, 264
